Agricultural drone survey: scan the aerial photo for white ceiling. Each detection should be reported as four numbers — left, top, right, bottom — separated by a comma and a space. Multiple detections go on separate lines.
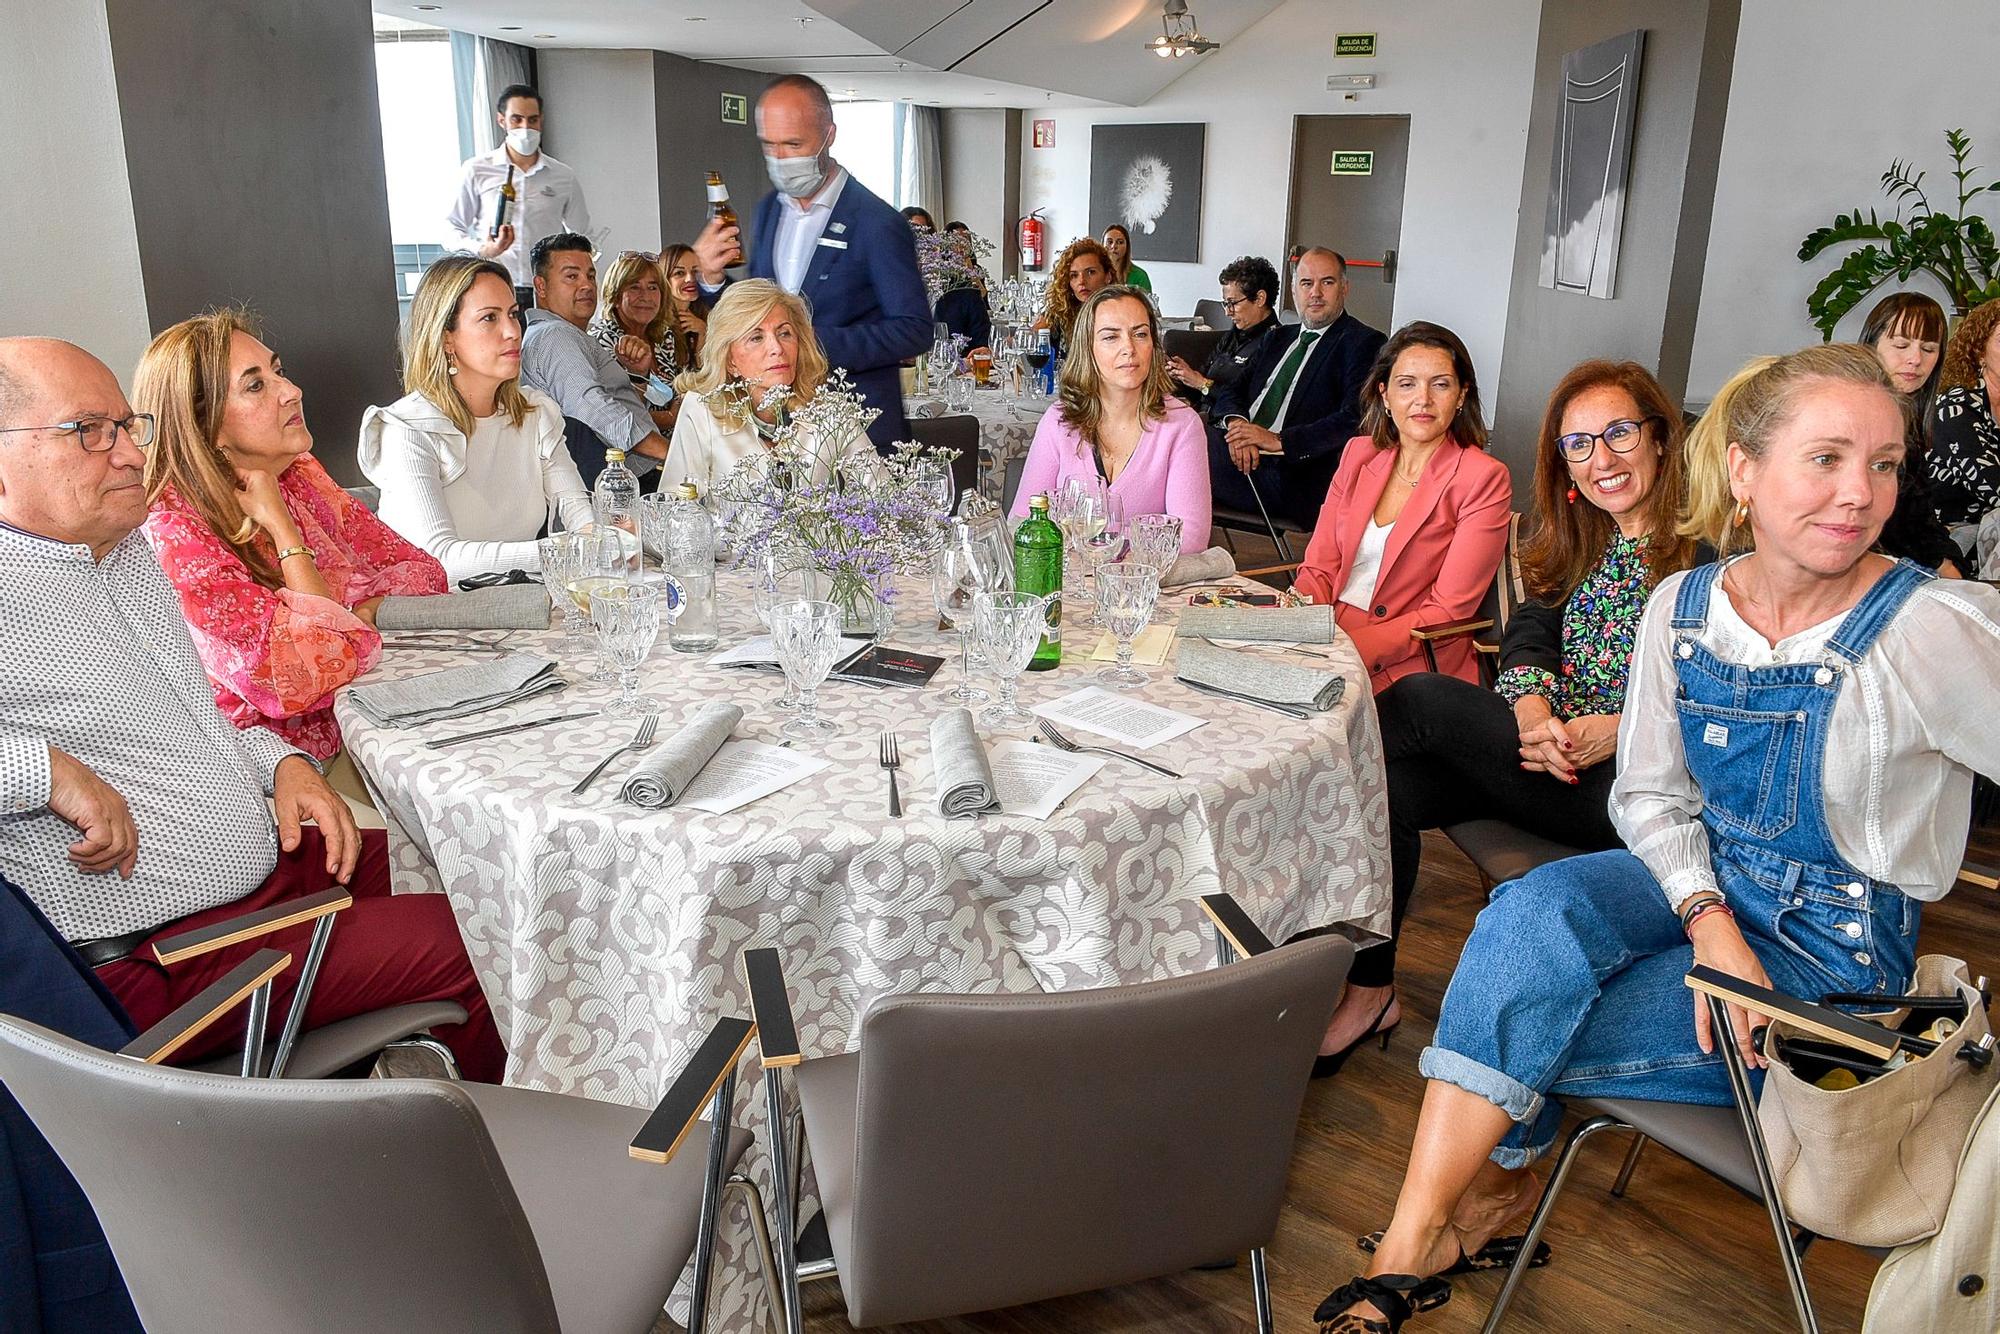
373, 0, 1282, 106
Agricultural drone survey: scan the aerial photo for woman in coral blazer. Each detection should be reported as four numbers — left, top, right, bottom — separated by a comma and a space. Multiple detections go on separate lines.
1292, 322, 1512, 692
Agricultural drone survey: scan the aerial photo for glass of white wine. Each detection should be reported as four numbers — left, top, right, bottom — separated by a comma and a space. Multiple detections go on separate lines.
566, 525, 630, 683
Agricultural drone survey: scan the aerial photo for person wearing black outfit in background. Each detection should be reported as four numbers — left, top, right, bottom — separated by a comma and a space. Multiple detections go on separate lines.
1206, 248, 1384, 529
1927, 297, 2000, 535
1312, 361, 1704, 1075
1166, 255, 1286, 416
1861, 292, 1961, 574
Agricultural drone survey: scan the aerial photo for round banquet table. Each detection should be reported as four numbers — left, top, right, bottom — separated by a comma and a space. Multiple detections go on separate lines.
337, 566, 1389, 1329
907, 387, 1051, 501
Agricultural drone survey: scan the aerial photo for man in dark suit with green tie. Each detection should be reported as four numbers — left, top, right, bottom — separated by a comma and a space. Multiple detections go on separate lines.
1209, 248, 1386, 528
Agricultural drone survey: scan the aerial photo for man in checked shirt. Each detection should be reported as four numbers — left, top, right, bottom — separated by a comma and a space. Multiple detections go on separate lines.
0, 337, 501, 1081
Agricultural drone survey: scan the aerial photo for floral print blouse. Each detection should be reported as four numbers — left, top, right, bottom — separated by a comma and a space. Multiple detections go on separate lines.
144, 454, 448, 760
588, 315, 678, 392
1495, 533, 1658, 720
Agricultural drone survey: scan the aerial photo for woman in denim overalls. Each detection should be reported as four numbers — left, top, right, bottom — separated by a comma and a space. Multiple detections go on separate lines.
1316, 346, 2000, 1332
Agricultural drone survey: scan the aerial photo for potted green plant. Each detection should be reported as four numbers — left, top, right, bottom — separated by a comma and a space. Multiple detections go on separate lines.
1798, 128, 2000, 337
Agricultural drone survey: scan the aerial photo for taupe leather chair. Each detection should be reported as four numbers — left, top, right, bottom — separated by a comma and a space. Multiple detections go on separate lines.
907, 412, 981, 502
0, 951, 763, 1334
744, 892, 1351, 1331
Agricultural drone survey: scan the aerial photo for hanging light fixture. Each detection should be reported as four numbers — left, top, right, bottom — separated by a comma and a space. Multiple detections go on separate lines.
1143, 0, 1220, 58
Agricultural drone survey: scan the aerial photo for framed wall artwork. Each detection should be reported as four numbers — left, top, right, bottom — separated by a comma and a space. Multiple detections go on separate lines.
1539, 28, 1646, 299
1089, 122, 1206, 263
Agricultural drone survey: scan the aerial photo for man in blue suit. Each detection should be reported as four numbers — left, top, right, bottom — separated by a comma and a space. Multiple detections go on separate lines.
693, 75, 932, 452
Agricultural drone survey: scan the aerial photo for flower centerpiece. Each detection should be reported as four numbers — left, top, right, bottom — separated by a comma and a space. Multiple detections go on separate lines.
916, 228, 995, 303
707, 371, 958, 637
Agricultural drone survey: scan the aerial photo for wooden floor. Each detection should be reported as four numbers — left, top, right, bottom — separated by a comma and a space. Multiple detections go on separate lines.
795, 754, 2000, 1330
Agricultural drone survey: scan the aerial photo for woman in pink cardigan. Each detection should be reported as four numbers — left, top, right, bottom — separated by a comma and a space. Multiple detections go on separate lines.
1009, 286, 1212, 552
1293, 321, 1511, 693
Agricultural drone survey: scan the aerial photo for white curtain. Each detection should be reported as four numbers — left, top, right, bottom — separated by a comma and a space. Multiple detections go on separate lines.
896, 104, 944, 218
457, 35, 536, 155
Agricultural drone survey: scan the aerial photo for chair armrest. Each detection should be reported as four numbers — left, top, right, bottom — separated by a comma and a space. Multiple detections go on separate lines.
743, 947, 802, 1068
629, 1015, 756, 1165
151, 887, 352, 966
119, 948, 292, 1065
1238, 562, 1303, 578
1958, 859, 2000, 892
1199, 893, 1276, 959
1409, 618, 1495, 643
1473, 641, 1500, 655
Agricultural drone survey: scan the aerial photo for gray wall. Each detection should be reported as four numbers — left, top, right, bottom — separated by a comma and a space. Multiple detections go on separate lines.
940, 108, 1022, 278
105, 0, 400, 484
540, 48, 661, 254
1491, 0, 1738, 479
651, 51, 772, 257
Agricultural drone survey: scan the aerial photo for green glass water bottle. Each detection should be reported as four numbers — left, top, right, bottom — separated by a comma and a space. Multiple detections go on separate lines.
1014, 493, 1064, 670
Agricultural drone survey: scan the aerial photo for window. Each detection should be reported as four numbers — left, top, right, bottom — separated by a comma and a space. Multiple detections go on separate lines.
373, 16, 461, 315
832, 101, 898, 206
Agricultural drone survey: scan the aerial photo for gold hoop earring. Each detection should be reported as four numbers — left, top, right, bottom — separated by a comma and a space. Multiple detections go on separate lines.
1734, 500, 1750, 526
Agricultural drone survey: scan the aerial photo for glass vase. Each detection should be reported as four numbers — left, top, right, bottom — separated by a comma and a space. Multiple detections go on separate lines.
806, 565, 891, 639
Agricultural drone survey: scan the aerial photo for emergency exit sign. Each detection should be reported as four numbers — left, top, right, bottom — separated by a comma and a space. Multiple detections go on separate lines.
1335, 32, 1377, 57
720, 93, 748, 124
1332, 150, 1375, 176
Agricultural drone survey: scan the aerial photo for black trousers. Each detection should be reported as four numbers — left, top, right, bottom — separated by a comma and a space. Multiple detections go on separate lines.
1352, 672, 1621, 988
1204, 428, 1330, 531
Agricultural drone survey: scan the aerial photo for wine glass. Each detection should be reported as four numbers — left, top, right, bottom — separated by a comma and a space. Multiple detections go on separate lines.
752, 552, 801, 710
588, 581, 662, 715
931, 524, 993, 705
1023, 330, 1053, 396
1126, 513, 1184, 577
1093, 563, 1160, 689
770, 599, 844, 741
537, 531, 588, 654
1052, 476, 1109, 610
974, 590, 1048, 729
567, 525, 630, 683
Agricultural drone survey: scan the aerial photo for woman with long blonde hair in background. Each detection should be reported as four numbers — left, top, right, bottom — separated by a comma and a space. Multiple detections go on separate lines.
136, 309, 446, 767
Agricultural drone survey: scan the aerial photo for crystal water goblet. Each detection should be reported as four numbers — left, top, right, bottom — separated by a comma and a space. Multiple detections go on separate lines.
1093, 563, 1160, 689
974, 590, 1048, 730
588, 581, 662, 716
770, 599, 844, 741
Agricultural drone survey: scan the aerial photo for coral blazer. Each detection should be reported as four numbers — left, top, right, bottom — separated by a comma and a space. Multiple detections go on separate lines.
1292, 434, 1512, 692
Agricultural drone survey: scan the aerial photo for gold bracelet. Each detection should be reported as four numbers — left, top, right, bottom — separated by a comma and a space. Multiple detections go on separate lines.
275, 545, 314, 563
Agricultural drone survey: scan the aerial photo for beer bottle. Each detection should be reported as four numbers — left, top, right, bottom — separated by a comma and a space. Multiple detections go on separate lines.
706, 170, 741, 266
490, 165, 517, 239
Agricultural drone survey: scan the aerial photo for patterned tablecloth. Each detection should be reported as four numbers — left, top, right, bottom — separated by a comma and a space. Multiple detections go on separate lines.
338, 570, 1388, 1329
908, 389, 1051, 501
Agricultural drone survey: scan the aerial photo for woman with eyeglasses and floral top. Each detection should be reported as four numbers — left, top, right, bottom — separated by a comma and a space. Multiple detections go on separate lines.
1311, 361, 1705, 1079
1166, 255, 1285, 414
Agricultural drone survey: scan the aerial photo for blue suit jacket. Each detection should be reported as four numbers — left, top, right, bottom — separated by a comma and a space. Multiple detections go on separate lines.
748, 174, 933, 451
0, 873, 141, 1332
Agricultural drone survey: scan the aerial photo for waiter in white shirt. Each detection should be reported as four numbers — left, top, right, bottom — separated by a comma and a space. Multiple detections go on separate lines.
446, 83, 597, 309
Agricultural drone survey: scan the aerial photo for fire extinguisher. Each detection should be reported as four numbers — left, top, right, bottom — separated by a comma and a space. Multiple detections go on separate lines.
1018, 210, 1046, 271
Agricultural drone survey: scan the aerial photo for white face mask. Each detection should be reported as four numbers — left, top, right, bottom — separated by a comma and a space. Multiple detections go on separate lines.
765, 151, 826, 200
506, 126, 541, 156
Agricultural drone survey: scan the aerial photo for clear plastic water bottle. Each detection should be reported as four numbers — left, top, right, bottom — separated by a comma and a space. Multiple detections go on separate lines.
593, 449, 642, 577
664, 482, 719, 652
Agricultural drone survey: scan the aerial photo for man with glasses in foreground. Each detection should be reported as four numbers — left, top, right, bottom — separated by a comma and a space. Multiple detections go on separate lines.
0, 337, 501, 1080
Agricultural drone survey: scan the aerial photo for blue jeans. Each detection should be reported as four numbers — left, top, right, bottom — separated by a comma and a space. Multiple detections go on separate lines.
1420, 848, 1917, 1168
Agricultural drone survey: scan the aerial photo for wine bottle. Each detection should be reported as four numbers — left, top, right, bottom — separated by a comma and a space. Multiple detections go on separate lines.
1014, 494, 1064, 670
490, 165, 517, 239
706, 170, 742, 266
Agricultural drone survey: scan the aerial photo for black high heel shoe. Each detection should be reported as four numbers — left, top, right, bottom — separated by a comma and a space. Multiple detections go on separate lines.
1313, 991, 1399, 1079
1313, 1273, 1450, 1332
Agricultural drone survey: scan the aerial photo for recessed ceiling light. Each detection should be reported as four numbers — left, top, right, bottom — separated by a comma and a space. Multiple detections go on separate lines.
413, 4, 441, 10
499, 25, 521, 31
685, 15, 706, 20
534, 32, 554, 38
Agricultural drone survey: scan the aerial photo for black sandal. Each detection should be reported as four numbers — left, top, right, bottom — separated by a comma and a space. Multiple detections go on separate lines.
1357, 1228, 1552, 1273
1312, 1273, 1451, 1332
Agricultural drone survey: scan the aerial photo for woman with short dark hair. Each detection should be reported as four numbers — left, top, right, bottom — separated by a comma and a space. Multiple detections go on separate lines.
1166, 254, 1284, 411
1860, 291, 1959, 573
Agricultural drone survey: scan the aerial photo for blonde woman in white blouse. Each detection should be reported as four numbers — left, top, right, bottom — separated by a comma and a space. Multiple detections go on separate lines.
657, 279, 864, 495
1314, 343, 2000, 1332
359, 256, 592, 582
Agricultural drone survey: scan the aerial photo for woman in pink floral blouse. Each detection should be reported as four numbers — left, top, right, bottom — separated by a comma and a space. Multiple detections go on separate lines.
136, 310, 447, 763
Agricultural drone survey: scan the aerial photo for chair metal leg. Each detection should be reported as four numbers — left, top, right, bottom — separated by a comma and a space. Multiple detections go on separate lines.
762, 1067, 805, 1334
722, 1173, 785, 1334
240, 979, 274, 1079
381, 1033, 461, 1080
686, 1069, 737, 1334
1481, 1113, 1629, 1334
1709, 996, 1820, 1334
266, 913, 336, 1079
1243, 474, 1292, 562
1249, 1246, 1274, 1334
1610, 1133, 1648, 1198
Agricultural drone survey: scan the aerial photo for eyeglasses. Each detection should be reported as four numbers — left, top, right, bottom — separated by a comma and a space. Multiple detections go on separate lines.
1555, 417, 1654, 462
618, 250, 660, 264
0, 413, 157, 453
1220, 296, 1249, 312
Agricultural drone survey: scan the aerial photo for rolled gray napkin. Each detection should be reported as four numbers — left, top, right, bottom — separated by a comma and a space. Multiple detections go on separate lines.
620, 701, 743, 808
930, 707, 1000, 818
1178, 603, 1337, 644
1162, 546, 1237, 587
374, 584, 552, 632
1176, 639, 1347, 712
346, 652, 561, 728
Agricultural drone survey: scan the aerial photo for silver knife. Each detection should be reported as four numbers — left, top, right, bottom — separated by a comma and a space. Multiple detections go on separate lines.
427, 709, 600, 748
1178, 679, 1314, 719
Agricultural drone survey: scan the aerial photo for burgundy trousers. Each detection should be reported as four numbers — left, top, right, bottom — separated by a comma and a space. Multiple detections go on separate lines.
97, 829, 504, 1082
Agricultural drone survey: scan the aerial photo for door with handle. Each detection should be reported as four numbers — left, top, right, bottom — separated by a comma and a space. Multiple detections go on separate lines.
1285, 115, 1409, 334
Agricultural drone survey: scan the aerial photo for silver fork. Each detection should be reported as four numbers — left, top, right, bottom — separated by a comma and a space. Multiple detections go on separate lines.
1037, 719, 1183, 778
570, 715, 659, 795
879, 730, 903, 817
